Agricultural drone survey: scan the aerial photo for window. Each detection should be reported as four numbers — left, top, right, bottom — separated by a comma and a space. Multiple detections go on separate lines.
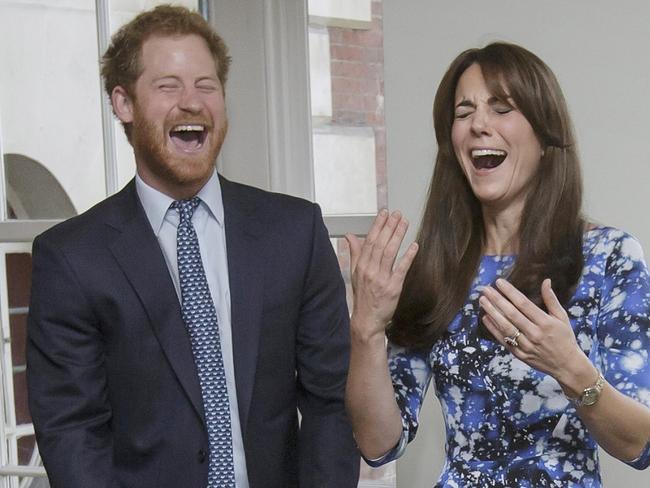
307, 1, 394, 486
0, 2, 200, 484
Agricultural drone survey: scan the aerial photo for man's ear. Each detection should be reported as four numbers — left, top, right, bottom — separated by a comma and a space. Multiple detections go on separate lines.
112, 86, 134, 123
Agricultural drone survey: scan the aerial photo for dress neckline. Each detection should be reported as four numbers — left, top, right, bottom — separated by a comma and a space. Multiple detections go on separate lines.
480, 226, 607, 260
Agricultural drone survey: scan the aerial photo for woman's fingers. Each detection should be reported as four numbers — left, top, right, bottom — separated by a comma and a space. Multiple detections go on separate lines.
380, 216, 409, 275
494, 279, 548, 325
478, 293, 532, 349
350, 209, 415, 289
482, 314, 506, 345
357, 210, 409, 277
345, 233, 363, 273
541, 279, 568, 320
481, 315, 528, 360
480, 286, 536, 337
364, 209, 389, 244
356, 210, 389, 272
392, 242, 419, 282
370, 211, 402, 268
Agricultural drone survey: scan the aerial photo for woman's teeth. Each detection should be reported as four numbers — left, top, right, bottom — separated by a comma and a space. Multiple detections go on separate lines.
471, 149, 506, 158
471, 149, 507, 169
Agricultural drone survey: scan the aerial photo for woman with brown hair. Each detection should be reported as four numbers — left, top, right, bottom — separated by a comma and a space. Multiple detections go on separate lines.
345, 42, 650, 486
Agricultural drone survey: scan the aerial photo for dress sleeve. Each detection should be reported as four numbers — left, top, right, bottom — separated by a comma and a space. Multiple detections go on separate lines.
596, 231, 650, 469
363, 342, 433, 467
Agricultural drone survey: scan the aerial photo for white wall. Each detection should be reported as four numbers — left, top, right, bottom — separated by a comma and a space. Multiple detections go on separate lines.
0, 1, 105, 215
0, 0, 199, 216
383, 1, 650, 486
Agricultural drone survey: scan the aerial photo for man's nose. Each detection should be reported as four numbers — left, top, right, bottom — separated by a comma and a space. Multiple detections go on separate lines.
177, 87, 202, 113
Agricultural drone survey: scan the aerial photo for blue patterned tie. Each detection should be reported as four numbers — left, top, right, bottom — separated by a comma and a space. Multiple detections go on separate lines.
172, 197, 236, 488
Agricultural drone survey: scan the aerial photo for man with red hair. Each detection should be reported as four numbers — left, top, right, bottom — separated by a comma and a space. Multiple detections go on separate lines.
27, 6, 359, 488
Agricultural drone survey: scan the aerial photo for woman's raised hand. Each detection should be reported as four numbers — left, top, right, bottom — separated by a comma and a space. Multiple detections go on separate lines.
345, 210, 419, 340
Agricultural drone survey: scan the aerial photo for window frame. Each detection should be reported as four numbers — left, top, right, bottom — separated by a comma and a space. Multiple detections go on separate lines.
0, 0, 374, 484
0, 2, 208, 484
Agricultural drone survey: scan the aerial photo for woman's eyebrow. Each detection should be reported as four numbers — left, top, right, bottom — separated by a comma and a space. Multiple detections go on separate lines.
455, 100, 475, 109
487, 95, 513, 105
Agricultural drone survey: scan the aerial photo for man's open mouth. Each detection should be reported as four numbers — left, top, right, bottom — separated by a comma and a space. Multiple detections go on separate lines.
169, 124, 207, 152
471, 149, 507, 170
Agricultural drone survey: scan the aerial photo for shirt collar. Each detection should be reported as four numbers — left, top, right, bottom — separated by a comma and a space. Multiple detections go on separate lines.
195, 169, 224, 226
135, 170, 224, 236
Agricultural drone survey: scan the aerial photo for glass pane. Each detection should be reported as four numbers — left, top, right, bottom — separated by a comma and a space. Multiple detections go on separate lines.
4, 251, 39, 464
6, 252, 32, 428
18, 478, 50, 488
2, 248, 48, 483
16, 435, 37, 468
0, 1, 103, 220
308, 0, 386, 217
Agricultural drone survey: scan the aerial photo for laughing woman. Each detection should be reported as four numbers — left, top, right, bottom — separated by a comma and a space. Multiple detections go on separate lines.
345, 42, 650, 487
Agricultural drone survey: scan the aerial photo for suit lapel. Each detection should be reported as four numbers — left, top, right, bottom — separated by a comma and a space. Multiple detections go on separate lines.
221, 177, 265, 436
107, 182, 205, 424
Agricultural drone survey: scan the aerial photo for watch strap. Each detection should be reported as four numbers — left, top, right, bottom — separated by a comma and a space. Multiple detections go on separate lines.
566, 370, 605, 407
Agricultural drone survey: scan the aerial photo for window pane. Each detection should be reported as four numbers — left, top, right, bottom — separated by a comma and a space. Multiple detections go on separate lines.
0, 1, 103, 220
6, 251, 31, 431
308, 0, 386, 217
18, 478, 50, 488
2, 246, 48, 482
313, 2, 393, 484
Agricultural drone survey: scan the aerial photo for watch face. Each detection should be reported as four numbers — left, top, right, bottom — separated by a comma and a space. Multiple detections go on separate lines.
582, 388, 599, 406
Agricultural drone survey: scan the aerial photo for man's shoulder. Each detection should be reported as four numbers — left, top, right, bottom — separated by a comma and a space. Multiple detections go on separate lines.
220, 175, 318, 218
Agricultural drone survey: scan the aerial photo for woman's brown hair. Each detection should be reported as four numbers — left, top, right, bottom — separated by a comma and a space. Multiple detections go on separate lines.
389, 42, 584, 350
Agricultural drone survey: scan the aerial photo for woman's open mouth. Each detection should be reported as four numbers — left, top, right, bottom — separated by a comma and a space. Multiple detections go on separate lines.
471, 148, 507, 170
169, 124, 207, 152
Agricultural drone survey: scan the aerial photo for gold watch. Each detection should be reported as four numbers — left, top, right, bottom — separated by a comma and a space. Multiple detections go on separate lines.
567, 371, 605, 407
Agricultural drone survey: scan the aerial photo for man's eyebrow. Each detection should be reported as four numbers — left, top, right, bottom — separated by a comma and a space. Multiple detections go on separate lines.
196, 75, 219, 82
152, 75, 181, 83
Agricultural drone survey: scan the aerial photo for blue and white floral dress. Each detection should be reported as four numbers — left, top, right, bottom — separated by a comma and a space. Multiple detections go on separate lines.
368, 227, 650, 487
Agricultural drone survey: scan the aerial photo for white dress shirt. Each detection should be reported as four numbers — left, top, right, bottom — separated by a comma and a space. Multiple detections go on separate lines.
136, 170, 250, 488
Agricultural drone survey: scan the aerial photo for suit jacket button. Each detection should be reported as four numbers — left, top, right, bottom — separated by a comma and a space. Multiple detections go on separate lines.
197, 449, 207, 463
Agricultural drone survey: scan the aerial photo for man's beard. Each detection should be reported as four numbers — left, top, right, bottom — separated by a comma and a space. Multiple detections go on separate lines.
130, 108, 227, 189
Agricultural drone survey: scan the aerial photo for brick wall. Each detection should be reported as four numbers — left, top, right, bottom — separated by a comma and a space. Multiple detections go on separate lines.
6, 252, 36, 465
328, 0, 387, 209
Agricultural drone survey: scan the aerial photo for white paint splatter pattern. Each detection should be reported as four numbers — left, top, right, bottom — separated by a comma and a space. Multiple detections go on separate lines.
366, 227, 650, 487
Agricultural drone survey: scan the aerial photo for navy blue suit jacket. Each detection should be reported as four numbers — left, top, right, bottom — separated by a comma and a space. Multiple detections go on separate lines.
27, 176, 359, 487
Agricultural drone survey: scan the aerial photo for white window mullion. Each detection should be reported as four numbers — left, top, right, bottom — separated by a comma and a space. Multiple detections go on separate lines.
0, 104, 7, 222
324, 215, 374, 238
0, 222, 62, 244
95, 0, 118, 197
263, 0, 315, 201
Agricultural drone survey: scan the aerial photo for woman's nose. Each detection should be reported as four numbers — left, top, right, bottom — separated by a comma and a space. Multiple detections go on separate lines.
470, 107, 492, 136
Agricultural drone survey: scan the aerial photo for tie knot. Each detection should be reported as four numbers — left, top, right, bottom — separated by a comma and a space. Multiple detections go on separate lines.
171, 197, 201, 223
